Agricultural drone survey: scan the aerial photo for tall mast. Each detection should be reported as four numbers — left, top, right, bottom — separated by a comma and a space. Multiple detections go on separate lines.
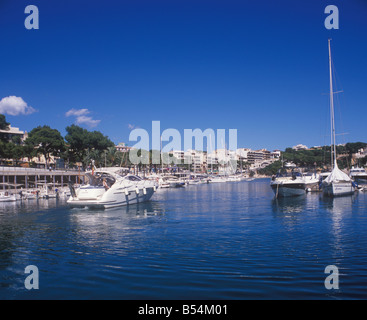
160, 136, 163, 174
328, 39, 337, 168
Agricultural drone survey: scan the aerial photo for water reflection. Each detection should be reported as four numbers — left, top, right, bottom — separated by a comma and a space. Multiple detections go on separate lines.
0, 198, 65, 214
0, 198, 67, 280
320, 195, 357, 260
1, 180, 367, 299
70, 201, 163, 219
320, 194, 356, 215
271, 195, 308, 214
69, 201, 164, 240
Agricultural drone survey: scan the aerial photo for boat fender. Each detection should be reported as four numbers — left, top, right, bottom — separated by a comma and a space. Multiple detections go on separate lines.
143, 187, 147, 195
135, 188, 139, 194
124, 189, 129, 196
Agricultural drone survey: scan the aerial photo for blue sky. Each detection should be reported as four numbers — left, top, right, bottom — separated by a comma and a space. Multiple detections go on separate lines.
0, 0, 366, 151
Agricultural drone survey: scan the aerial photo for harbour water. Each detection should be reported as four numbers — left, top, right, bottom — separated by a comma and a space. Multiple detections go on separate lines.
1, 178, 367, 300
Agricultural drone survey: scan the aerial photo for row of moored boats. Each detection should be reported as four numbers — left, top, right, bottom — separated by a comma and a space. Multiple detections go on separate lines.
270, 166, 367, 198
271, 40, 365, 199
66, 169, 254, 209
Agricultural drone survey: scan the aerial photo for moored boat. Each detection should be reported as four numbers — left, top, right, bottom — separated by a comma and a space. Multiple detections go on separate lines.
67, 170, 157, 209
322, 166, 355, 196
0, 191, 17, 202
322, 39, 355, 197
349, 166, 367, 183
270, 168, 306, 197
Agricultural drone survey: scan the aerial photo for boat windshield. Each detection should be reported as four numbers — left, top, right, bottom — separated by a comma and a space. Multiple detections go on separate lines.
86, 172, 116, 187
123, 175, 143, 182
276, 169, 303, 178
303, 171, 317, 177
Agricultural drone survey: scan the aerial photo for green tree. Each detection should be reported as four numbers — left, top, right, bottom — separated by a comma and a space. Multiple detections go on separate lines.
64, 125, 90, 163
8, 144, 25, 166
65, 124, 114, 167
25, 125, 65, 168
83, 148, 103, 167
0, 114, 9, 130
257, 160, 283, 176
88, 130, 114, 151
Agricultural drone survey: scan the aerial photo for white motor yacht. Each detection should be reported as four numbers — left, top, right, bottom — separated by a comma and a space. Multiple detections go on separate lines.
0, 183, 22, 201
158, 176, 185, 188
270, 168, 306, 197
0, 191, 17, 202
67, 170, 157, 209
37, 184, 59, 199
21, 190, 38, 200
349, 166, 367, 182
209, 176, 227, 183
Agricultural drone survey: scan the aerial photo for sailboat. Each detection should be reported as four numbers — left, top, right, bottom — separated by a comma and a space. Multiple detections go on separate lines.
322, 39, 355, 197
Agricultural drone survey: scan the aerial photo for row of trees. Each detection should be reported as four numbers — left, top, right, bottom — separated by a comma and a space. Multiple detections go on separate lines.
1, 113, 254, 173
1, 114, 123, 169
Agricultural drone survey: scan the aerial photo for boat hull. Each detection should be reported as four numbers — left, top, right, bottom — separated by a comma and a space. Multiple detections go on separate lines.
0, 195, 17, 202
322, 182, 355, 197
0, 190, 19, 202
67, 187, 155, 209
271, 183, 306, 197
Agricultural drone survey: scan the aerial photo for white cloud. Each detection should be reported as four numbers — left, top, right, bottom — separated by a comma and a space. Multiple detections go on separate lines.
65, 108, 90, 117
65, 108, 101, 128
76, 115, 101, 127
0, 96, 36, 116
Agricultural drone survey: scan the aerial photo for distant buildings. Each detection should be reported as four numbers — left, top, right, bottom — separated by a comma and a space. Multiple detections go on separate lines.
0, 124, 59, 168
292, 144, 308, 151
168, 147, 281, 172
115, 142, 134, 153
354, 148, 367, 159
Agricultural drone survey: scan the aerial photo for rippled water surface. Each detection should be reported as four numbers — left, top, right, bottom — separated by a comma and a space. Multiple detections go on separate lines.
1, 179, 367, 299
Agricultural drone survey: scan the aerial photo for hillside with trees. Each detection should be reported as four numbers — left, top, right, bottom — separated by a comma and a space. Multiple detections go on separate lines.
258, 142, 367, 176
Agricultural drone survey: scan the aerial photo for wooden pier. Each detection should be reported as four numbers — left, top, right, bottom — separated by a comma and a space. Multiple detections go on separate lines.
0, 167, 85, 190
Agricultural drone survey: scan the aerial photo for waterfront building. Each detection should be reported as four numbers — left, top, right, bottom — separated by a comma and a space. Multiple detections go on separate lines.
185, 149, 207, 172
171, 150, 185, 163
0, 125, 27, 142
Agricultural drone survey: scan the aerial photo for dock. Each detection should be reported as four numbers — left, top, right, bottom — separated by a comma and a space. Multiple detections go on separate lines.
0, 166, 86, 190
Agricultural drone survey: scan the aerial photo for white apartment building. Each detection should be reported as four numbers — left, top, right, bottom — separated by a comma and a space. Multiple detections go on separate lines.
170, 147, 281, 172
292, 144, 308, 151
